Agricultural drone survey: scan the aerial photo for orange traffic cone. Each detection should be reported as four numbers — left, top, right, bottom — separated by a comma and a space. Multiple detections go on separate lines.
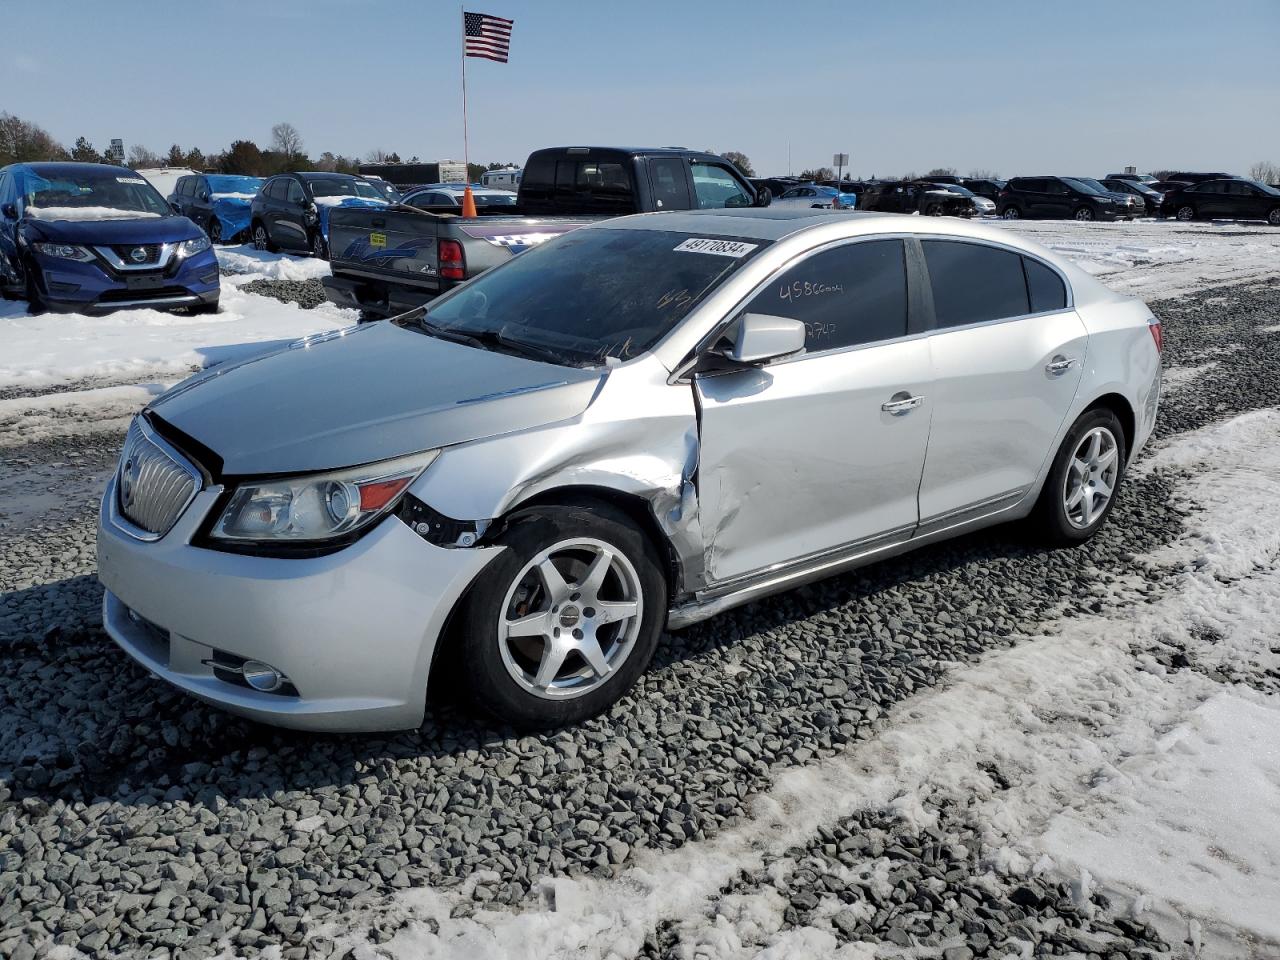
461, 185, 478, 218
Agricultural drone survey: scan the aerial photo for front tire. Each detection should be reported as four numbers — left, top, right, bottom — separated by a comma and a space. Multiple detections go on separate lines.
457, 502, 666, 729
1175, 205, 1196, 222
23, 258, 45, 314
1034, 408, 1126, 545
252, 221, 276, 252
208, 218, 223, 244
1074, 206, 1095, 222
1000, 205, 1021, 220
1268, 207, 1280, 227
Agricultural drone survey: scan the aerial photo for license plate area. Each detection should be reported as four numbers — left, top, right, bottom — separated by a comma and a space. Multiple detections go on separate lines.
125, 274, 166, 291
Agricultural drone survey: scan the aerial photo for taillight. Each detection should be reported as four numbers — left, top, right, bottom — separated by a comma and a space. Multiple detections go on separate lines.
1148, 318, 1163, 353
438, 239, 465, 280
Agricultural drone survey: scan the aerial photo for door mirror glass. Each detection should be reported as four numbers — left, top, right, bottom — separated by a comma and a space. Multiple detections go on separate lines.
199, 191, 211, 202
721, 313, 806, 365
1, 203, 17, 220
754, 187, 772, 207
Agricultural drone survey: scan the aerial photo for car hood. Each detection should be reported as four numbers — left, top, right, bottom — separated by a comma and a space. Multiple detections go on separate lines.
147, 322, 605, 476
24, 213, 202, 244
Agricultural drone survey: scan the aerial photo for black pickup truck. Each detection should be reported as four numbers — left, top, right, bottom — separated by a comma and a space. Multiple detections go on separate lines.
322, 146, 767, 319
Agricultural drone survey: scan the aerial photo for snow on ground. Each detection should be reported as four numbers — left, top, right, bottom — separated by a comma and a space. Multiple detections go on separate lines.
0, 382, 170, 447
996, 219, 1280, 299
215, 244, 335, 282
256, 409, 1280, 960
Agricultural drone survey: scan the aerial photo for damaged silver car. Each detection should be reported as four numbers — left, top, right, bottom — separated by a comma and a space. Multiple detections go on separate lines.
97, 209, 1163, 731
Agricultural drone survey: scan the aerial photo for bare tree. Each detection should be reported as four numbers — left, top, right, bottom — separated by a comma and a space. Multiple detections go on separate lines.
720, 151, 755, 177
1248, 160, 1279, 183
271, 122, 304, 161
926, 167, 957, 177
366, 148, 391, 163
967, 168, 1000, 179
798, 167, 835, 181
127, 144, 161, 168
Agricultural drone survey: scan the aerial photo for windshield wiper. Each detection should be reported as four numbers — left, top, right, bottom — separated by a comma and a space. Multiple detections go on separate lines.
400, 310, 570, 366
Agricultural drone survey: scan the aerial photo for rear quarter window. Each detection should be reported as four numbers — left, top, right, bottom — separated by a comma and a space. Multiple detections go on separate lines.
922, 240, 1030, 328
1023, 257, 1067, 313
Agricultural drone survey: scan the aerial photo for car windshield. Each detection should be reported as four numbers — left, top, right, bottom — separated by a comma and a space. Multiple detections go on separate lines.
1063, 178, 1104, 195
308, 178, 362, 198
417, 228, 770, 366
933, 184, 975, 197
1252, 181, 1280, 196
22, 167, 171, 218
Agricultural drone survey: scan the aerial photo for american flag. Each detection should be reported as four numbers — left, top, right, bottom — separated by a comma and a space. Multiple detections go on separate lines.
464, 11, 513, 63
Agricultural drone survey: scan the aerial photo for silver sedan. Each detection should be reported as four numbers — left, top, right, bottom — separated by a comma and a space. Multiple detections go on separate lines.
97, 209, 1162, 731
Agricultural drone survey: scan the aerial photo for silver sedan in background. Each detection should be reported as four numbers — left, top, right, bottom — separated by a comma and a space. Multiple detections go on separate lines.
97, 209, 1162, 731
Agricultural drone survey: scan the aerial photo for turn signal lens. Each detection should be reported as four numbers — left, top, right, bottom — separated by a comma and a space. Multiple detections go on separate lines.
1148, 319, 1163, 353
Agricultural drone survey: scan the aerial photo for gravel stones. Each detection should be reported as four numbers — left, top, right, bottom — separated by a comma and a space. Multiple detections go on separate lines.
240, 278, 328, 311
1, 279, 1276, 956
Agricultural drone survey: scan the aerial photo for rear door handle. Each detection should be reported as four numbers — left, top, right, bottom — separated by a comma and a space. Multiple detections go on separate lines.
881, 392, 924, 415
1045, 356, 1078, 375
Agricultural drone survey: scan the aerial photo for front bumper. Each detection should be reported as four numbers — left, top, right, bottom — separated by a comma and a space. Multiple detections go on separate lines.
97, 473, 501, 731
35, 248, 220, 314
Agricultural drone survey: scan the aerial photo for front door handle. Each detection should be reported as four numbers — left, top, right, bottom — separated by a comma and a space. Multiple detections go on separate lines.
1045, 355, 1078, 376
881, 392, 924, 415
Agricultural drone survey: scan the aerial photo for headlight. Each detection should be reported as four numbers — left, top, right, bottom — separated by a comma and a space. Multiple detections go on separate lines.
179, 236, 211, 257
32, 242, 95, 263
209, 450, 438, 544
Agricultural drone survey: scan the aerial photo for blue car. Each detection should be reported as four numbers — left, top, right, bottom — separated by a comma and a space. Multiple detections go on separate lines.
0, 162, 219, 314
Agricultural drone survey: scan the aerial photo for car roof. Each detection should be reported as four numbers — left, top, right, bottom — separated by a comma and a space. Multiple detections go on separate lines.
14, 161, 136, 178
528, 146, 723, 161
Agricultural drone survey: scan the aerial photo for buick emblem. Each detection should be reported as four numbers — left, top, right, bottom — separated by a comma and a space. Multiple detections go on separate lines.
129, 247, 148, 263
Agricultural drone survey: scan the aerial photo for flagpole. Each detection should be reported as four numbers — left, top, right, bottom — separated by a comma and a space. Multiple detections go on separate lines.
460, 6, 477, 217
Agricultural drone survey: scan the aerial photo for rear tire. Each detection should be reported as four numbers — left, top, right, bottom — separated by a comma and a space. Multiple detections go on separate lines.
1268, 207, 1280, 227
208, 218, 223, 244
1000, 205, 1021, 220
457, 502, 666, 729
1033, 407, 1127, 545
310, 231, 328, 260
1074, 206, 1095, 222
925, 203, 943, 217
1175, 205, 1196, 222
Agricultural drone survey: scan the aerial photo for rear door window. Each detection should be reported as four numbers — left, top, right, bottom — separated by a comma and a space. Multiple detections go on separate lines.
744, 239, 908, 352
648, 158, 692, 211
286, 180, 305, 204
1023, 257, 1067, 313
922, 240, 1030, 328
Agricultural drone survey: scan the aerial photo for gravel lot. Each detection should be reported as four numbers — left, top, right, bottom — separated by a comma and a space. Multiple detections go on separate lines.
2, 241, 1280, 958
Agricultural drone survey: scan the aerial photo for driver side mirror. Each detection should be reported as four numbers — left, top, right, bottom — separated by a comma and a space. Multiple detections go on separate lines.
199, 191, 211, 202
169, 201, 182, 214
720, 313, 805, 365
1, 203, 17, 220
754, 187, 772, 207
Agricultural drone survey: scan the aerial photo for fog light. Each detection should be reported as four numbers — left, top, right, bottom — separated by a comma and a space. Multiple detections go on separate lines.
241, 660, 285, 692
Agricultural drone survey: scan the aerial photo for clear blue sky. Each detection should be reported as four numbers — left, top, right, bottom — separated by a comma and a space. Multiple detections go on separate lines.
6, 0, 1278, 178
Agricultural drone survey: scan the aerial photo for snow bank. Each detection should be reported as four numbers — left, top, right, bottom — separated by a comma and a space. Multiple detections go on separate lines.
214, 245, 333, 281
0, 382, 170, 447
313, 195, 388, 208
209, 192, 257, 201
24, 206, 161, 221
0, 282, 352, 389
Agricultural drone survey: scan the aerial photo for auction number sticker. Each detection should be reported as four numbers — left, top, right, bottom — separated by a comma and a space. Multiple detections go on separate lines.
116, 177, 147, 185
369, 232, 387, 249
673, 238, 758, 258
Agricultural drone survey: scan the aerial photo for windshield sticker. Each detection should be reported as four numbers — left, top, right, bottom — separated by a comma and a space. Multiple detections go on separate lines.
673, 238, 758, 258
116, 177, 146, 185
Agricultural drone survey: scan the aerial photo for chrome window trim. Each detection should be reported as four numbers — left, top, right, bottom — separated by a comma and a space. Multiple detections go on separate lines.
108, 417, 203, 543
94, 242, 178, 272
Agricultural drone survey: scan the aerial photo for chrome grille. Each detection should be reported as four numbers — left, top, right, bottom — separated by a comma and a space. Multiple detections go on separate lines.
116, 419, 201, 539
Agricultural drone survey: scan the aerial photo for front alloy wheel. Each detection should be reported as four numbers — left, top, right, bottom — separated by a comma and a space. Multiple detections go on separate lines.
1176, 205, 1196, 221
252, 223, 274, 252
457, 502, 666, 728
498, 539, 643, 700
1001, 206, 1021, 220
1074, 206, 1095, 222
1268, 207, 1280, 226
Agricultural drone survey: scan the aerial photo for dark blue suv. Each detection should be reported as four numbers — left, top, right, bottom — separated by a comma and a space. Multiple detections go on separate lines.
0, 162, 219, 314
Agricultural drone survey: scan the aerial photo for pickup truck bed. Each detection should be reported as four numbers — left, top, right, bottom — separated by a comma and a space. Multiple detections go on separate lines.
322, 206, 596, 319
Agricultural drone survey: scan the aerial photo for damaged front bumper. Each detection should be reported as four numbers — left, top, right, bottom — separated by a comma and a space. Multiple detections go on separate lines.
97, 474, 501, 732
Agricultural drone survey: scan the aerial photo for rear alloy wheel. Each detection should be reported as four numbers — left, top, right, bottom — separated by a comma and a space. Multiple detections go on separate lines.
1001, 205, 1021, 220
1074, 206, 1095, 222
1034, 407, 1127, 544
458, 502, 666, 728
1176, 205, 1196, 222
252, 222, 276, 252
1268, 207, 1280, 227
